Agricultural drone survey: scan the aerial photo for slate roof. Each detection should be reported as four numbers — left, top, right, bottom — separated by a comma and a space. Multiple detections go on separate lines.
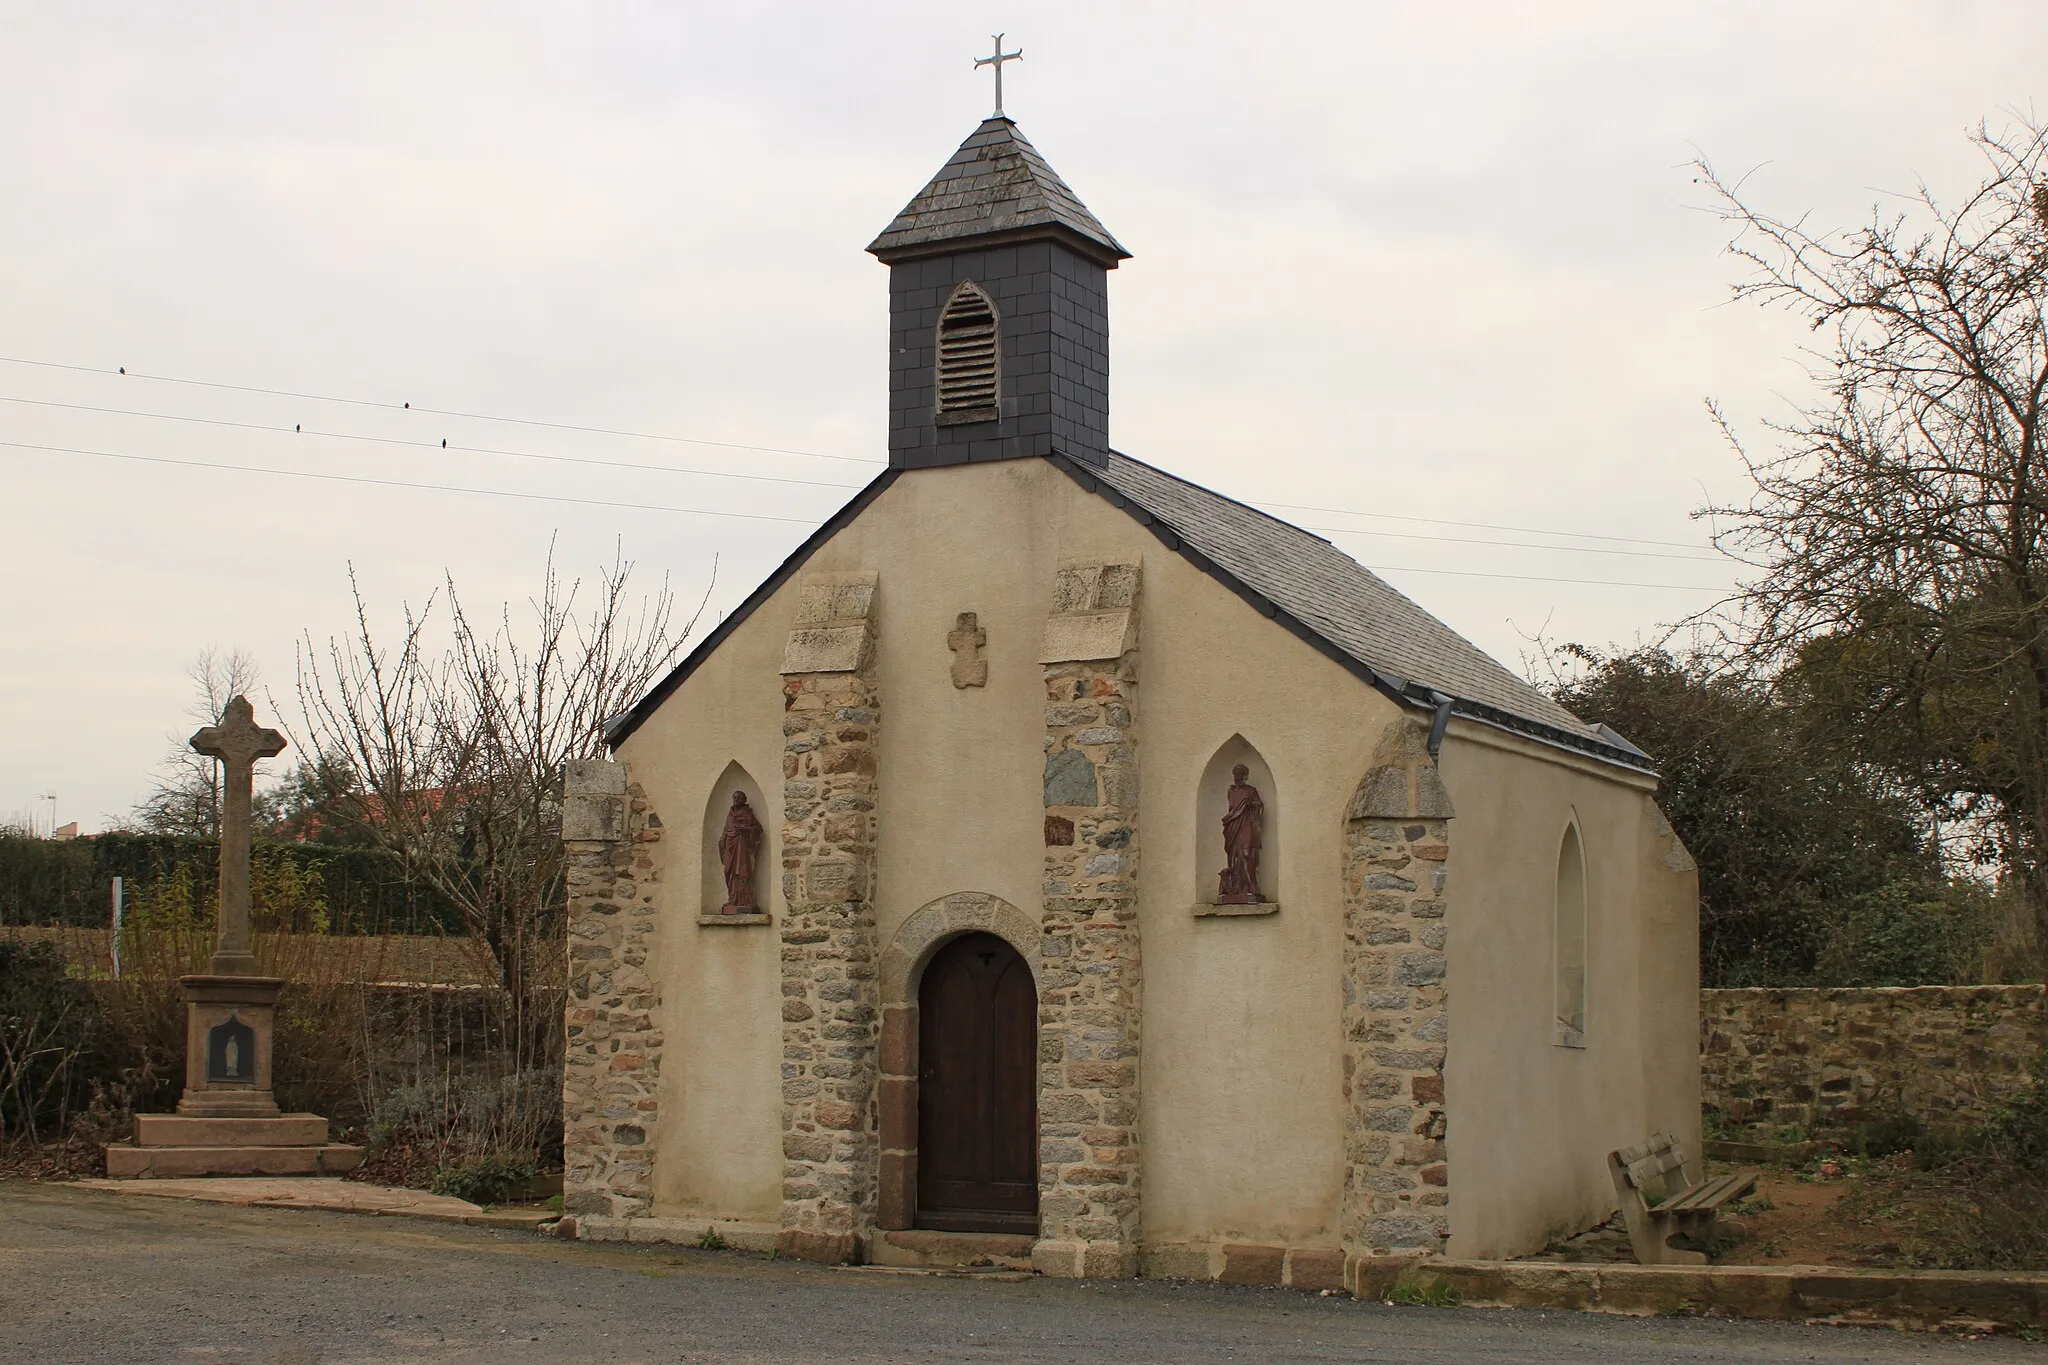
606, 449, 1654, 774
1078, 452, 1650, 768
867, 117, 1130, 265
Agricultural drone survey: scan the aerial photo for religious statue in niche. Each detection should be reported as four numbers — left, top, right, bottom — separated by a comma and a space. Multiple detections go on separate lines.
1217, 764, 1267, 904
206, 1011, 256, 1084
717, 790, 764, 914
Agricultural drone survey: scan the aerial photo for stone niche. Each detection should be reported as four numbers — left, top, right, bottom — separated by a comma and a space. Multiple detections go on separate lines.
1192, 734, 1279, 917
699, 759, 769, 925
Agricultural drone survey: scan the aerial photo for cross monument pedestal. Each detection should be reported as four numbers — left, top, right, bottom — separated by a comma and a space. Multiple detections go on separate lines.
105, 696, 363, 1178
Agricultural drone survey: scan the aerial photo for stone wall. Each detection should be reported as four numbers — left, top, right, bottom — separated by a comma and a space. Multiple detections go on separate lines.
1701, 986, 2046, 1134
561, 759, 666, 1222
775, 572, 883, 1263
1340, 718, 1454, 1282
1035, 561, 1144, 1280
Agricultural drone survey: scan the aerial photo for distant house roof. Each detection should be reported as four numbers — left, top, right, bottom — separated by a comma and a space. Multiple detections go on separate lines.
866, 117, 1130, 267
606, 452, 1654, 774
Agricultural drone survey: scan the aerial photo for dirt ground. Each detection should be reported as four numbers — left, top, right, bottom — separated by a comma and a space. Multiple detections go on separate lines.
1532, 1156, 2020, 1271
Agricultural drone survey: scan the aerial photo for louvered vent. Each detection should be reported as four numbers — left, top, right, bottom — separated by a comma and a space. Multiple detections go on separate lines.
935, 283, 999, 420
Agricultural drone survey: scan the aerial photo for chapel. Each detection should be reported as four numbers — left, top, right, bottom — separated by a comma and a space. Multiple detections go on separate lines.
558, 111, 1700, 1288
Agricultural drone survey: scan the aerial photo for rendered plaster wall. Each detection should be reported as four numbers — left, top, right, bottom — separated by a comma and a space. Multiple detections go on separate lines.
1435, 730, 1699, 1260
615, 455, 1700, 1266
615, 625, 789, 1228
618, 457, 1370, 1250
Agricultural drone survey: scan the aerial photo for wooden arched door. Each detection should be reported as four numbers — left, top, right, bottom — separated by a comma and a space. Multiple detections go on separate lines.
916, 932, 1038, 1234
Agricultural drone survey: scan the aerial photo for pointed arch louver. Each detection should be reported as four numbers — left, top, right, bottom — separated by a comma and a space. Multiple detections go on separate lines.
935, 282, 1000, 421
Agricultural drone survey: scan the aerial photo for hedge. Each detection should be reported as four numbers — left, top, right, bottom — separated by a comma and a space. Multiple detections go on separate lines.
0, 832, 466, 936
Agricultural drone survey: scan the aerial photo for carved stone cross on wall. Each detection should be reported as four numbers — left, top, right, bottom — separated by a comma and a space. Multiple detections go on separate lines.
948, 612, 988, 688
189, 695, 288, 977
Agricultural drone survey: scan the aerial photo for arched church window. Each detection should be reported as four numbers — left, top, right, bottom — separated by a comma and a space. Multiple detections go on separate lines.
1555, 821, 1588, 1047
935, 282, 1000, 421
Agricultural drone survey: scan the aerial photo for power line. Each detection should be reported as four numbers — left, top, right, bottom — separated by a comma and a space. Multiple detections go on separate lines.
1367, 563, 1722, 592
0, 352, 1721, 556
5, 439, 1727, 591
0, 440, 835, 526
2, 394, 1715, 562
1299, 522, 1721, 563
1253, 498, 1711, 552
0, 395, 867, 493
0, 355, 879, 466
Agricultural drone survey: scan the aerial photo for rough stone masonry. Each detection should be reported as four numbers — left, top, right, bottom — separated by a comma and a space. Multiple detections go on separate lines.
1702, 984, 2046, 1135
1035, 561, 1144, 1280
776, 572, 884, 1263
561, 758, 666, 1222
1340, 718, 1455, 1289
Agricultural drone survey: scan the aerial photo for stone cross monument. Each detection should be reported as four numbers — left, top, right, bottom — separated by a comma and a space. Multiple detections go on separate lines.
175, 695, 288, 1118
190, 696, 287, 976
106, 694, 362, 1174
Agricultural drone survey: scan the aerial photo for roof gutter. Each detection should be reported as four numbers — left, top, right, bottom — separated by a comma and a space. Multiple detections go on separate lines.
1426, 691, 1455, 763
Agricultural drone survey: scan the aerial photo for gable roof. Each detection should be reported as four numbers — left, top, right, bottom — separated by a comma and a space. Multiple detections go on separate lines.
605, 452, 1655, 774
1075, 452, 1652, 771
866, 117, 1130, 267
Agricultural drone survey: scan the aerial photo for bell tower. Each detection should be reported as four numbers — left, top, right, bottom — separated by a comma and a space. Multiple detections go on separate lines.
867, 117, 1130, 470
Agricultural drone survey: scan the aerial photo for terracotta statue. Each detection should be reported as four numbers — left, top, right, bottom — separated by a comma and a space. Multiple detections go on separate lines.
1218, 764, 1266, 904
718, 790, 764, 913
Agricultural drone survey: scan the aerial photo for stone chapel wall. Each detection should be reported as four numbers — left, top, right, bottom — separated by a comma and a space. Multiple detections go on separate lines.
1433, 730, 1697, 1261
560, 758, 666, 1226
1339, 718, 1455, 1283
775, 571, 884, 1263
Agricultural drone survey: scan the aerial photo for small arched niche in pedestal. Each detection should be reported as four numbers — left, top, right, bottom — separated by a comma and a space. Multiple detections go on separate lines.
1193, 736, 1280, 917
700, 760, 770, 925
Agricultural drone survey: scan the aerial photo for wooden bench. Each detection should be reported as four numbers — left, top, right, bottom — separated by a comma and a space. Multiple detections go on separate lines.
1607, 1132, 1757, 1265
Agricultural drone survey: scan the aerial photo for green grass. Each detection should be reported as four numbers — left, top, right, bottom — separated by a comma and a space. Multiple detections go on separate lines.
1382, 1272, 1461, 1309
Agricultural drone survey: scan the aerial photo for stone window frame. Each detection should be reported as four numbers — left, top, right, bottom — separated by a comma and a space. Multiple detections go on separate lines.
875, 892, 1043, 1234
1553, 815, 1589, 1049
933, 281, 1001, 426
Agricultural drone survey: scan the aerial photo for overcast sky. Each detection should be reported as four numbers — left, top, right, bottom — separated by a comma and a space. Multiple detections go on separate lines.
1, 1, 2039, 833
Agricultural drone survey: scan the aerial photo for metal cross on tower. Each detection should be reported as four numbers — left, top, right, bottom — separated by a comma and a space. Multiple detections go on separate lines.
974, 34, 1022, 118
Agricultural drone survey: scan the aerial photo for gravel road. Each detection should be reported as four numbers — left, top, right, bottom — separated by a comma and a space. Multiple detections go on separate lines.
0, 1181, 2035, 1364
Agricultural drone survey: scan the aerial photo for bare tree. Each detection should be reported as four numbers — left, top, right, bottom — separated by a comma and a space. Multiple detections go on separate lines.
295, 543, 704, 1008
131, 647, 262, 837
1696, 115, 2048, 934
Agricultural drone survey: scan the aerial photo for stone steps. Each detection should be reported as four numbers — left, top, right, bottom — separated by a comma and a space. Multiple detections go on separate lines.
105, 1143, 364, 1178
871, 1228, 1036, 1271
133, 1113, 330, 1148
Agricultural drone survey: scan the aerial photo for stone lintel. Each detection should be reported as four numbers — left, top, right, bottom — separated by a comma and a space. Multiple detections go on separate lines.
1038, 610, 1134, 664
563, 758, 628, 841
696, 913, 771, 927
780, 572, 879, 675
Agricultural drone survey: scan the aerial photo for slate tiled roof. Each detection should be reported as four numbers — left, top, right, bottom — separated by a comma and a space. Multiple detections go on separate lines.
606, 448, 1648, 771
1078, 452, 1648, 766
867, 117, 1129, 264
